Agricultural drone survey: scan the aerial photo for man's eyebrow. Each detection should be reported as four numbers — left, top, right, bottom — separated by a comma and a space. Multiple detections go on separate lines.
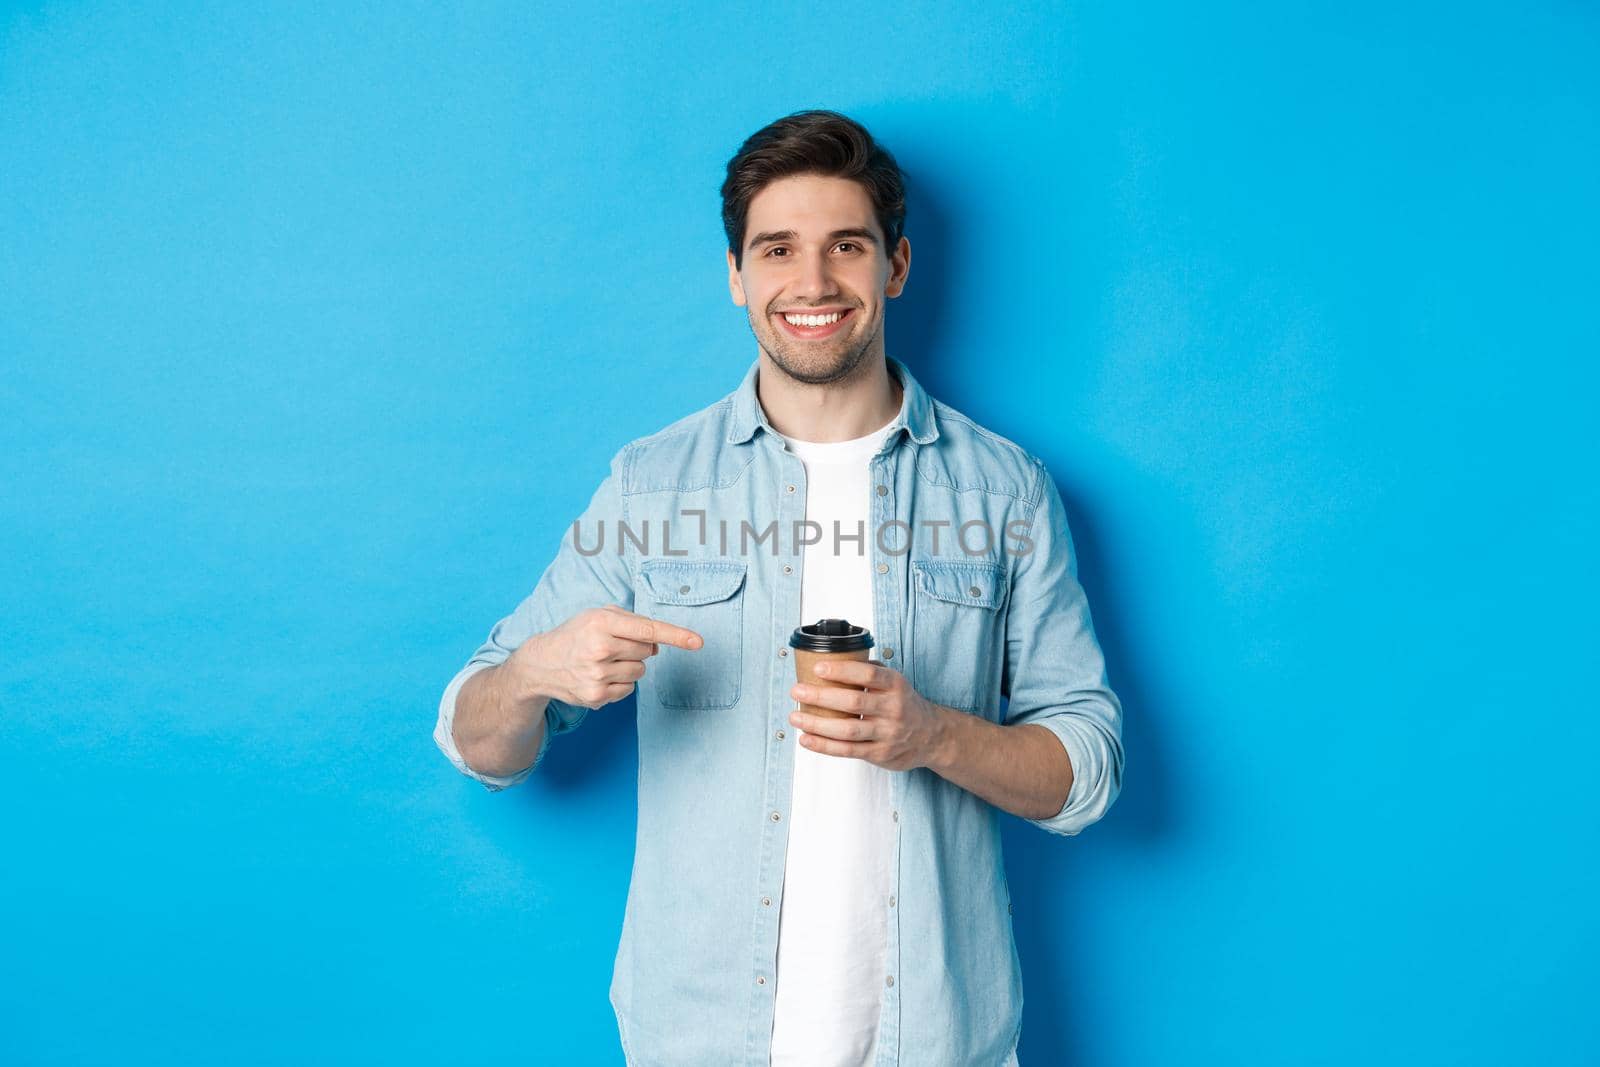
745, 227, 881, 251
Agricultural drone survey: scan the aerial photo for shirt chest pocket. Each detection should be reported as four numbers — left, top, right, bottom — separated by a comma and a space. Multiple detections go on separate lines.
636, 559, 748, 710
910, 559, 1007, 713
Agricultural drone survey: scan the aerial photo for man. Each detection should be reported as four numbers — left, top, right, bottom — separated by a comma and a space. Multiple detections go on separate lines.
434, 109, 1123, 1067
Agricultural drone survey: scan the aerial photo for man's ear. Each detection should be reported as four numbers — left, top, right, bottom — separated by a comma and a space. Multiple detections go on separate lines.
884, 236, 912, 299
727, 248, 748, 307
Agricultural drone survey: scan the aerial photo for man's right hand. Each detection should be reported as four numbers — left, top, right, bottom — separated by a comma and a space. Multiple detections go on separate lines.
505, 605, 703, 710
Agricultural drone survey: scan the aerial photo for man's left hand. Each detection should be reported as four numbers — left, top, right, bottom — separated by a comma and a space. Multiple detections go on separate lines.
788, 660, 948, 772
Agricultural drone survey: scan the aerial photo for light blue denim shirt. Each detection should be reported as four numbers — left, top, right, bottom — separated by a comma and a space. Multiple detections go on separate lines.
434, 355, 1124, 1066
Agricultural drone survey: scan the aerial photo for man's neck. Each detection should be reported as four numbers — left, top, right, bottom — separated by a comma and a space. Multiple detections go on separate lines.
755, 352, 903, 444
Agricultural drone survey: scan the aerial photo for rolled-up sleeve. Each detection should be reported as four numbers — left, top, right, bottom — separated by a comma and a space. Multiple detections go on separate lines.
1002, 457, 1125, 836
433, 663, 548, 791
433, 446, 636, 791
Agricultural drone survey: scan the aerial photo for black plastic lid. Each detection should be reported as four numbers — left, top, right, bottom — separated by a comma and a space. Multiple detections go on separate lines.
789, 618, 874, 653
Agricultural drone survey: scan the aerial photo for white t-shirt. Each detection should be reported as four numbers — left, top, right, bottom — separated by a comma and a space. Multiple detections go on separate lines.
769, 418, 898, 1067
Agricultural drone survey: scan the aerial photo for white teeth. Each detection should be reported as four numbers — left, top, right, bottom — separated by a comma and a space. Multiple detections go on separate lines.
783, 311, 843, 327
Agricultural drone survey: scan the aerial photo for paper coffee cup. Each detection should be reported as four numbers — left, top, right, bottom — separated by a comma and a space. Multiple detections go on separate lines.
789, 619, 874, 721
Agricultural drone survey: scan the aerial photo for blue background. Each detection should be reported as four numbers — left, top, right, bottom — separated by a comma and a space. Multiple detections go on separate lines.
3, 3, 1595, 1064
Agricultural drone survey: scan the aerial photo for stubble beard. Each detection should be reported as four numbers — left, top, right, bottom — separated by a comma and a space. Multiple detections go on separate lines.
751, 307, 880, 387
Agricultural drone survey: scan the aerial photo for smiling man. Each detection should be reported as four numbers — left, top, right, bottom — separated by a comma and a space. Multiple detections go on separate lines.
434, 110, 1124, 1067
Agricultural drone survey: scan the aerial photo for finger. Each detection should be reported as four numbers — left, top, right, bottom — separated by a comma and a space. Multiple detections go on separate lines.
600, 635, 659, 661
610, 610, 703, 651
796, 731, 869, 759
791, 682, 873, 717
576, 679, 638, 709
790, 708, 874, 743
810, 658, 894, 690
597, 659, 647, 684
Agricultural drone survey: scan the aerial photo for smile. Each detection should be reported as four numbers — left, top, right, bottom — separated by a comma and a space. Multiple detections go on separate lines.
775, 307, 854, 339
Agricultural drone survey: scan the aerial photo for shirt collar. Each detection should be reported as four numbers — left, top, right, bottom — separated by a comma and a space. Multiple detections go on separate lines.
724, 354, 939, 446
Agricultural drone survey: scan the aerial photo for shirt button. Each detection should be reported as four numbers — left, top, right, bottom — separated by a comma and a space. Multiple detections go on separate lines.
876, 485, 888, 496
775, 730, 785, 741
885, 976, 895, 988
778, 648, 788, 657
876, 562, 888, 574
786, 484, 796, 494
888, 895, 896, 907
882, 647, 894, 659
892, 810, 898, 822
679, 584, 692, 594
771, 811, 782, 822
968, 586, 982, 597
757, 975, 767, 985
782, 564, 793, 574
762, 896, 772, 906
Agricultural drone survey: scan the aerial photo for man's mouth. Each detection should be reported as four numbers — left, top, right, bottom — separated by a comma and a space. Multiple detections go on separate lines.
774, 307, 854, 340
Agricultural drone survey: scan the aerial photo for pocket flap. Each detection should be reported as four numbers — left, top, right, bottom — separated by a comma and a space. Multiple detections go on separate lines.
913, 560, 1006, 610
639, 558, 748, 606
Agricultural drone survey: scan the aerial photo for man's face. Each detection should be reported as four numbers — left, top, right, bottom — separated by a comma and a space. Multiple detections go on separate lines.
727, 173, 911, 386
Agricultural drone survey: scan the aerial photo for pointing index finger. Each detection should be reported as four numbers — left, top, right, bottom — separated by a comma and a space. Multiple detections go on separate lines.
613, 611, 703, 651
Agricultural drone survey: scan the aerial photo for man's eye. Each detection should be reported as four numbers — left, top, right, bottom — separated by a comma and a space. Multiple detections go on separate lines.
836, 242, 859, 253
766, 247, 789, 257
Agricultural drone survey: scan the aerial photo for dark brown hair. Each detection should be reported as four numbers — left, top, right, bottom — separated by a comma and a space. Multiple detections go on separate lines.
721, 109, 906, 270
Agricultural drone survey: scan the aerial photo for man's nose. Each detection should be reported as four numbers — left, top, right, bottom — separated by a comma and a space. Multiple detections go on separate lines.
792, 252, 838, 299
